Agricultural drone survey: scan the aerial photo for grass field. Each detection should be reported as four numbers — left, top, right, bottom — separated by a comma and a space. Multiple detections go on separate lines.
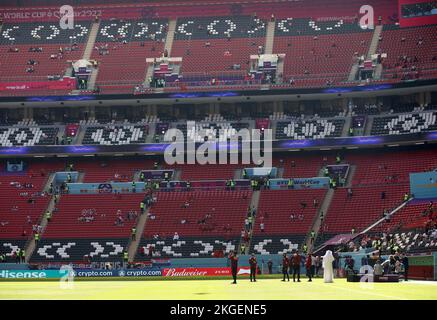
1, 277, 437, 300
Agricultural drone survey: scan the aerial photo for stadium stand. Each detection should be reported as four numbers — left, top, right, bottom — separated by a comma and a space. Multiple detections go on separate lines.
136, 189, 252, 258
31, 193, 145, 262
0, 21, 91, 95
92, 19, 168, 90
321, 184, 409, 235
250, 189, 326, 254
0, 126, 59, 146
82, 125, 147, 145
172, 16, 266, 75
371, 112, 437, 135
275, 118, 345, 140
378, 24, 437, 80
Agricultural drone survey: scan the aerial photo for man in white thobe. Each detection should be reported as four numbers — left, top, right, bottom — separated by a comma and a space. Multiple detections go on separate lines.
322, 250, 335, 283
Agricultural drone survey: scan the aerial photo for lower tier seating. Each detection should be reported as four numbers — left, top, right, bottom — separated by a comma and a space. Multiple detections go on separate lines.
142, 189, 252, 239
30, 238, 128, 263
41, 193, 145, 238
135, 236, 239, 259
322, 184, 409, 234
249, 235, 305, 255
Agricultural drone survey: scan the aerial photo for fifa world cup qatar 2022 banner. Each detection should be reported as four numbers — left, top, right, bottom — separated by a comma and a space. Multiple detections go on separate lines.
0, 78, 76, 92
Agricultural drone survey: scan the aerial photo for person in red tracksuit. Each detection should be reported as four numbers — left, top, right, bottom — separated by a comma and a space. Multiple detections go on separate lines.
305, 253, 313, 282
281, 253, 290, 282
291, 251, 301, 282
229, 251, 239, 284
249, 254, 257, 282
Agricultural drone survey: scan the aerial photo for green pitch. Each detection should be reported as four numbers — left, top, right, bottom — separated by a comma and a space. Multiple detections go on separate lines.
1, 278, 437, 300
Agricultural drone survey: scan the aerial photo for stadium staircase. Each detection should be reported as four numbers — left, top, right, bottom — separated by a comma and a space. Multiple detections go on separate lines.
341, 116, 352, 137
367, 25, 383, 79
87, 67, 99, 91
367, 25, 383, 59
344, 165, 356, 187
234, 168, 242, 180
240, 189, 261, 255
24, 174, 59, 262
76, 172, 85, 183
164, 19, 177, 56
305, 188, 335, 252
82, 20, 101, 61
363, 116, 374, 136
144, 65, 154, 87
347, 64, 359, 81
373, 63, 383, 80
264, 20, 275, 55
75, 125, 87, 145
127, 206, 151, 262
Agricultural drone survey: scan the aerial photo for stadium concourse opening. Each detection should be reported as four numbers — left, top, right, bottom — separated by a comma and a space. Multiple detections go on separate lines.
0, 0, 437, 307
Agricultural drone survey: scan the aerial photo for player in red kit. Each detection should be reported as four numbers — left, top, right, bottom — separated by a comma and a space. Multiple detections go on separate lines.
281, 253, 290, 282
228, 251, 239, 284
249, 254, 257, 282
291, 251, 301, 282
305, 253, 313, 282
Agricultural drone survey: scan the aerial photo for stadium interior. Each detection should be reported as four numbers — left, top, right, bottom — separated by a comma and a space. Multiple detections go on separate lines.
0, 0, 437, 291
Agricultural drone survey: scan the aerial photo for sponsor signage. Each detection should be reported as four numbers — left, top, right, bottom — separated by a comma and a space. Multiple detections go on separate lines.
162, 267, 250, 277
0, 270, 67, 279
0, 268, 162, 279
73, 268, 162, 277
0, 78, 76, 92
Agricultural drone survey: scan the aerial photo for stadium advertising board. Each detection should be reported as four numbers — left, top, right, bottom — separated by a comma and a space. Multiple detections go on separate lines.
0, 268, 162, 279
73, 268, 162, 277
0, 270, 67, 279
409, 171, 437, 199
269, 177, 330, 190
162, 267, 250, 277
0, 78, 76, 92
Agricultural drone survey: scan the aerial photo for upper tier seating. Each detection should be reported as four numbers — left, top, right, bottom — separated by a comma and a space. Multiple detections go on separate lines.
273, 19, 372, 82
92, 19, 168, 86
378, 24, 437, 77
276, 119, 345, 140
0, 127, 58, 146
172, 16, 266, 74
174, 16, 267, 40
142, 189, 252, 239
0, 21, 90, 83
82, 125, 147, 145
371, 112, 437, 136
274, 18, 372, 36
0, 22, 91, 45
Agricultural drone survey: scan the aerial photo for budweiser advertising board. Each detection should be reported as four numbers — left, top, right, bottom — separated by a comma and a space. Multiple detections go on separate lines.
162, 267, 251, 277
